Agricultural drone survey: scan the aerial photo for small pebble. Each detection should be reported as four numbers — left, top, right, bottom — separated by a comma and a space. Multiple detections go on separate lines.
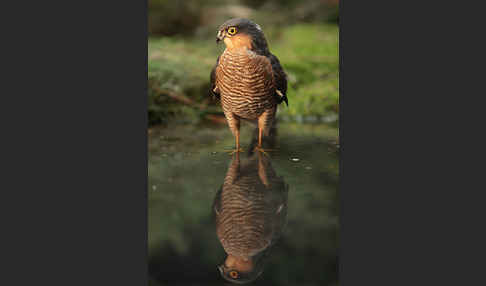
305, 166, 312, 170
152, 185, 157, 190
291, 158, 300, 162
211, 151, 217, 155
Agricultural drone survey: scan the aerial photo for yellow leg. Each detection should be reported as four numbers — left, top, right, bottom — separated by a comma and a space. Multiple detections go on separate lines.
253, 120, 276, 156
257, 151, 270, 187
223, 112, 244, 155
227, 130, 244, 155
258, 127, 262, 148
237, 129, 240, 150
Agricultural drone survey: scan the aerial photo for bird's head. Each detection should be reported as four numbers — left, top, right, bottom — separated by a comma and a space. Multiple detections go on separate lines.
216, 18, 269, 55
217, 254, 263, 284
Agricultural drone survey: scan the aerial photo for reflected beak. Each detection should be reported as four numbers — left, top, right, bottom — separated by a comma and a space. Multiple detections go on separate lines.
216, 30, 225, 43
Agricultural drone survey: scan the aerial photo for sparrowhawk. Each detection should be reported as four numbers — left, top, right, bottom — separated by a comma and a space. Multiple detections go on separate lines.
210, 18, 288, 154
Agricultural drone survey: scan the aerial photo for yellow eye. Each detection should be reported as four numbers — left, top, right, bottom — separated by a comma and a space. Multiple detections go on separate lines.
229, 271, 239, 278
228, 27, 237, 35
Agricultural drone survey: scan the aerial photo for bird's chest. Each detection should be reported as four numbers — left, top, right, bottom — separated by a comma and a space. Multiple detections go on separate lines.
216, 51, 275, 117
216, 184, 272, 255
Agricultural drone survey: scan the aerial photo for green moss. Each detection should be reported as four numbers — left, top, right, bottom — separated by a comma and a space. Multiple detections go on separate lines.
148, 37, 221, 125
271, 24, 339, 120
148, 23, 339, 125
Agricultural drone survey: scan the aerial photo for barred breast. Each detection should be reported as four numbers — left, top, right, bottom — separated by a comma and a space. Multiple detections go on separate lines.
215, 48, 277, 120
215, 154, 288, 259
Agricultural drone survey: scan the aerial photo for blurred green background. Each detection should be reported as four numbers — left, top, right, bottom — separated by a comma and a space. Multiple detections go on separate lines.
148, 0, 339, 126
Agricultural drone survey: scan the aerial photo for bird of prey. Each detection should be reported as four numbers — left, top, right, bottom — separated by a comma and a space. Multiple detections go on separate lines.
210, 18, 288, 154
213, 152, 288, 284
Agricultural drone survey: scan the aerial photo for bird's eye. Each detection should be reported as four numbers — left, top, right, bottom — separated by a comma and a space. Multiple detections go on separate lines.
228, 27, 237, 35
229, 270, 239, 279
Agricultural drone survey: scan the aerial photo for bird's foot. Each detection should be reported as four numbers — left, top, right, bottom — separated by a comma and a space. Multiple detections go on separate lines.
226, 147, 244, 155
253, 146, 276, 156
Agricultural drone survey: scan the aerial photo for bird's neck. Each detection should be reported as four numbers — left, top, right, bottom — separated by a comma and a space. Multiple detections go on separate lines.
224, 33, 253, 51
225, 255, 254, 273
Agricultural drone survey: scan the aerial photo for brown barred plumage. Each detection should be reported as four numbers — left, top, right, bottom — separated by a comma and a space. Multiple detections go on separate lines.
214, 152, 288, 283
211, 18, 288, 154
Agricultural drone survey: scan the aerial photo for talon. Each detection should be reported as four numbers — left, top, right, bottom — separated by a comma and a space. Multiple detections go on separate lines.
253, 146, 276, 156
226, 148, 244, 155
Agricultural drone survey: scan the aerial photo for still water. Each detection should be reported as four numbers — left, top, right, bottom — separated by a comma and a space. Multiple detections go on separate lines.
148, 122, 339, 286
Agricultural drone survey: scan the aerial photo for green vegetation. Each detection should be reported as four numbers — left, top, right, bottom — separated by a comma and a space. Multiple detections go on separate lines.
271, 24, 339, 120
148, 37, 220, 124
148, 23, 339, 125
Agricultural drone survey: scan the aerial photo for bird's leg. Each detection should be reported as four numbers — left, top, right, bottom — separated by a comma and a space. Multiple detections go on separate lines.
258, 127, 262, 148
225, 151, 241, 185
254, 127, 273, 156
227, 129, 244, 155
257, 152, 270, 187
236, 128, 241, 151
225, 113, 243, 155
254, 108, 277, 155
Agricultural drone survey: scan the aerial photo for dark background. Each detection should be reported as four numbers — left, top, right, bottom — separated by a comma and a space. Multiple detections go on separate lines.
2, 1, 479, 286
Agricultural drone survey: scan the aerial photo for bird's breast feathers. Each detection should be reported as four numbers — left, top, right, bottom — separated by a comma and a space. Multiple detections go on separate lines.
216, 48, 276, 117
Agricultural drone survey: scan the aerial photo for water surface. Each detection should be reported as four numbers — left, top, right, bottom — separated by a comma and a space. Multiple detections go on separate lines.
148, 122, 339, 286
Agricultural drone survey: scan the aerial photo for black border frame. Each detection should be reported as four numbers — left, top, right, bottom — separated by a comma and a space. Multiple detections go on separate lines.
4, 0, 463, 285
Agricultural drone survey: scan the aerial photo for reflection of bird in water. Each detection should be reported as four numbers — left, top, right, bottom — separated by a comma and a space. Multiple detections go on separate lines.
213, 152, 288, 284
210, 18, 288, 155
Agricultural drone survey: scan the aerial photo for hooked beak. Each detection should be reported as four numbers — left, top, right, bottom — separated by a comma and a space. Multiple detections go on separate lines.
216, 30, 225, 43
